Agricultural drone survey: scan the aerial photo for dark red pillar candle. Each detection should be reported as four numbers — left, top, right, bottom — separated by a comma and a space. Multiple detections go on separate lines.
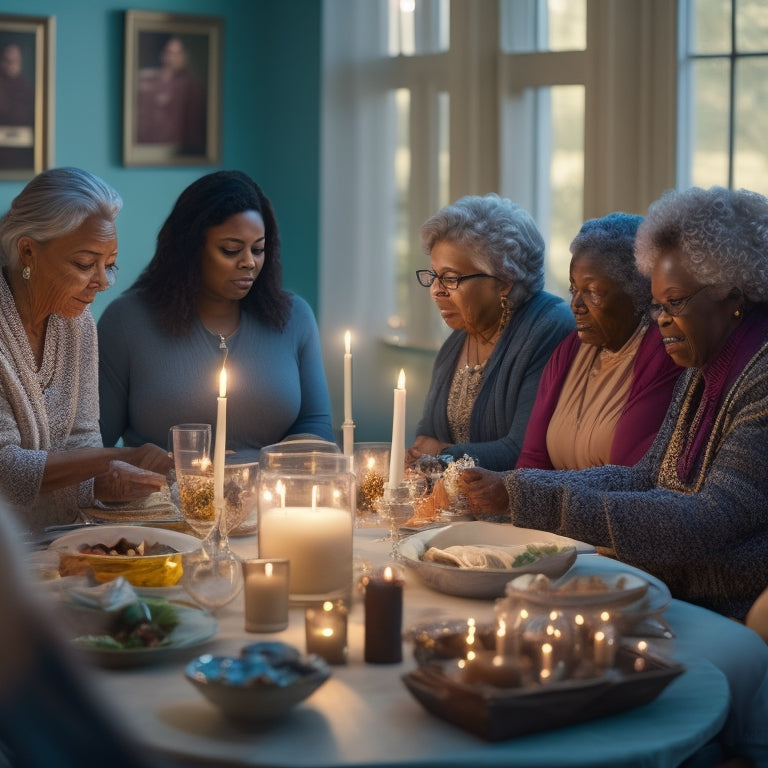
364, 565, 403, 664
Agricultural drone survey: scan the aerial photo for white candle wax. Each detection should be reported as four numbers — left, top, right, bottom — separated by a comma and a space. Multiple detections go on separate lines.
260, 507, 352, 597
344, 330, 352, 422
388, 369, 406, 487
342, 331, 354, 457
243, 560, 289, 632
213, 367, 227, 508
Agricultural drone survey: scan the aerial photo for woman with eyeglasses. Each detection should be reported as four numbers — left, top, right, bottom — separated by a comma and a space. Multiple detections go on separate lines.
515, 212, 682, 470
0, 168, 172, 534
405, 193, 573, 471
461, 186, 768, 623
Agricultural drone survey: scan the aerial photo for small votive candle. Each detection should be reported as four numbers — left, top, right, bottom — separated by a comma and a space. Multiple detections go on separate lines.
242, 559, 290, 633
364, 564, 403, 664
462, 650, 529, 688
593, 625, 618, 669
305, 600, 348, 665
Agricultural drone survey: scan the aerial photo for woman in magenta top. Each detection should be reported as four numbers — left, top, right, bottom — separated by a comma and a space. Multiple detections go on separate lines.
516, 212, 681, 470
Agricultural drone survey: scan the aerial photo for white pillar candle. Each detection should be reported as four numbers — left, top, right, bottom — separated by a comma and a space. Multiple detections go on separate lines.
388, 369, 406, 487
243, 559, 289, 633
259, 507, 353, 598
213, 366, 227, 508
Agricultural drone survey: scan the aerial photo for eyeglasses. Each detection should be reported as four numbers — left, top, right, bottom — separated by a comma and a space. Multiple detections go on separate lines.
415, 269, 497, 291
649, 285, 709, 321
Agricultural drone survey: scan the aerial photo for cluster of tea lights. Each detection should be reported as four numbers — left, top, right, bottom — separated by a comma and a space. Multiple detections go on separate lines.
457, 605, 621, 689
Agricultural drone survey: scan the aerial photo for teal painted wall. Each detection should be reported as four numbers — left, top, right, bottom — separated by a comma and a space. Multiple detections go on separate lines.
0, 0, 322, 319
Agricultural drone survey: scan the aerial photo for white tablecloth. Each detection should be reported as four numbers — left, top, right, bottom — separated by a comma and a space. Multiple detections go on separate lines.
53, 527, 768, 768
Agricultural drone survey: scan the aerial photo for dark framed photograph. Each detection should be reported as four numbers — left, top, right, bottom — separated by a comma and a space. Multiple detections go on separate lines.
0, 14, 55, 180
123, 10, 223, 167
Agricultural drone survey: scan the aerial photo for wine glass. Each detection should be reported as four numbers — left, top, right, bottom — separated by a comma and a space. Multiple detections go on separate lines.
169, 424, 242, 610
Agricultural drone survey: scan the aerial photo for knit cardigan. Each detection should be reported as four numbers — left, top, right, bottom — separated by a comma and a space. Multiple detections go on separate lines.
503, 335, 768, 619
415, 290, 574, 470
0, 274, 98, 533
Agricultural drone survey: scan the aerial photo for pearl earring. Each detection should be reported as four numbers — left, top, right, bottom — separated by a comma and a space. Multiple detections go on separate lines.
21, 266, 30, 280
734, 308, 742, 319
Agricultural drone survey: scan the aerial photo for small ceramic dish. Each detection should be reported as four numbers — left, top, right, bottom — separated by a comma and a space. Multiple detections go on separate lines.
505, 570, 650, 610
185, 642, 331, 723
49, 525, 202, 588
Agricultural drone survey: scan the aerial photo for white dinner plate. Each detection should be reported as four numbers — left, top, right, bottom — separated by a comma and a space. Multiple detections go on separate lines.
399, 521, 595, 599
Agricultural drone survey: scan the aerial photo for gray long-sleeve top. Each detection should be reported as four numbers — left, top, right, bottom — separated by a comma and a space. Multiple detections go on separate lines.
98, 289, 333, 459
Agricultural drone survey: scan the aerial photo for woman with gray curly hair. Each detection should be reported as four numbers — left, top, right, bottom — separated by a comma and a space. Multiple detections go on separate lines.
0, 167, 171, 534
515, 211, 682, 469
406, 193, 573, 470
462, 186, 768, 621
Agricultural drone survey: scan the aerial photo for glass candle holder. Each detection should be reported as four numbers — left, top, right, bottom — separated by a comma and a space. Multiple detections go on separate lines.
305, 599, 348, 665
224, 460, 258, 536
242, 558, 289, 632
257, 450, 354, 603
353, 442, 390, 525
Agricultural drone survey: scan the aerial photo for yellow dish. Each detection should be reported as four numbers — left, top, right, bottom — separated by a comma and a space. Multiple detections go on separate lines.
50, 525, 202, 588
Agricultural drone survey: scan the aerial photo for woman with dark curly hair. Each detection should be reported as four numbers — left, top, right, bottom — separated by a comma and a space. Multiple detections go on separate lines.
406, 193, 573, 471
516, 212, 682, 469
98, 170, 333, 458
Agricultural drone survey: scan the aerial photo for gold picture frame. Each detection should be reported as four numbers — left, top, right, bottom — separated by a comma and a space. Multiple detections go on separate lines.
123, 10, 223, 167
0, 14, 55, 180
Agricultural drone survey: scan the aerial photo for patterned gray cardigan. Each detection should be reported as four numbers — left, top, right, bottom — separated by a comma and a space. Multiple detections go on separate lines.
503, 338, 768, 619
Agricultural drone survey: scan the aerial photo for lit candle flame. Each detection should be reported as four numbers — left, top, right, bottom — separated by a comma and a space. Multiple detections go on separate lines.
345, 330, 351, 355
265, 562, 273, 578
219, 366, 227, 398
397, 368, 405, 390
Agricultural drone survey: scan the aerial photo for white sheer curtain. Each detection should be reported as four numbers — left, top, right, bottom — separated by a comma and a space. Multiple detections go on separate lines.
320, 0, 432, 444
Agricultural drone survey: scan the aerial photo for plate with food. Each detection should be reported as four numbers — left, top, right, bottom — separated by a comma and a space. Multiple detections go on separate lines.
48, 525, 202, 587
505, 570, 650, 610
399, 521, 594, 599
63, 593, 218, 668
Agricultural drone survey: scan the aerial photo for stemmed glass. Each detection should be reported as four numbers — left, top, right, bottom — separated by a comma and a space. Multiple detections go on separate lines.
376, 479, 424, 559
169, 424, 243, 611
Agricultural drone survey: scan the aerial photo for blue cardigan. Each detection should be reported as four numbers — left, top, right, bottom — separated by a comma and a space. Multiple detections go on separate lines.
415, 290, 574, 470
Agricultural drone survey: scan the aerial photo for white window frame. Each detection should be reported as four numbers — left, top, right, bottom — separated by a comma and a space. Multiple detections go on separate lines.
320, 0, 678, 443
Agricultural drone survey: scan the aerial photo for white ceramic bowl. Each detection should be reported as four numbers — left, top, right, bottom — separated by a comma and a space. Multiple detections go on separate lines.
49, 525, 202, 588
399, 521, 593, 599
186, 642, 330, 722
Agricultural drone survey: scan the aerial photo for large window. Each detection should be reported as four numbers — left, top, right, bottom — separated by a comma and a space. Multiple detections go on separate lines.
320, 0, 676, 441
678, 0, 768, 195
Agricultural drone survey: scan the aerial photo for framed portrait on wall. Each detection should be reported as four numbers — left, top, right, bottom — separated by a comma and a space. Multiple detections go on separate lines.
0, 14, 55, 181
123, 10, 223, 167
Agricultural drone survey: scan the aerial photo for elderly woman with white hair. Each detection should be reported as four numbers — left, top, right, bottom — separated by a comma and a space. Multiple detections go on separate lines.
0, 167, 171, 534
405, 193, 573, 471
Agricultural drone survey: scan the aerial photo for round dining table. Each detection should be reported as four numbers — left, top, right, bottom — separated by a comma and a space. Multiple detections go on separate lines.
51, 526, 768, 768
